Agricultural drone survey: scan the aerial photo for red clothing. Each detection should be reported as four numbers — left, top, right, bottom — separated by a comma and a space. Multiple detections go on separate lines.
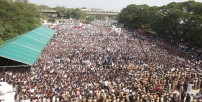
156, 85, 161, 92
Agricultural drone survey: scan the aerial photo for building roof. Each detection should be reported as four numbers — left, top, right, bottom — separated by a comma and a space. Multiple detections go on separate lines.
0, 26, 55, 65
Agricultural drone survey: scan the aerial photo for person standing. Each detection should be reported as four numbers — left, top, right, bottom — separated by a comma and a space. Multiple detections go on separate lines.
181, 91, 186, 102
195, 93, 200, 102
187, 82, 194, 94
185, 93, 191, 102
171, 93, 177, 102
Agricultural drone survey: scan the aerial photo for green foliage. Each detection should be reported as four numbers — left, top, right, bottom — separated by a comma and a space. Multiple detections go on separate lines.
86, 15, 96, 21
53, 6, 86, 20
71, 8, 85, 20
38, 5, 50, 10
118, 1, 202, 47
0, 0, 41, 45
118, 4, 160, 30
43, 6, 113, 23
111, 16, 117, 20
0, 38, 3, 45
54, 6, 68, 18
48, 18, 56, 23
84, 15, 95, 23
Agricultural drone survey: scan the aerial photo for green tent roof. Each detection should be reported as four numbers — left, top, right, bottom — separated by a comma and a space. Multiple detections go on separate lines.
0, 26, 55, 65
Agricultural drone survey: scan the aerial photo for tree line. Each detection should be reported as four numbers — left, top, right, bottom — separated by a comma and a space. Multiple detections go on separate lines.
38, 5, 87, 20
0, 1, 90, 45
0, 0, 41, 45
118, 1, 202, 47
39, 5, 114, 23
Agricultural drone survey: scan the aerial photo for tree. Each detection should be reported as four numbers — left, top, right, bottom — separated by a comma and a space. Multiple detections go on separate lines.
118, 4, 138, 29
0, 38, 3, 45
182, 1, 202, 46
118, 1, 202, 47
0, 0, 41, 44
81, 7, 87, 9
38, 5, 50, 10
118, 4, 158, 29
154, 2, 183, 37
15, 0, 28, 3
71, 8, 85, 20
53, 7, 86, 20
13, 2, 41, 33
54, 6, 68, 18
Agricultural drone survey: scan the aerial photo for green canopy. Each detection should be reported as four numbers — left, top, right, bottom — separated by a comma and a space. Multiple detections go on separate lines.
0, 26, 55, 65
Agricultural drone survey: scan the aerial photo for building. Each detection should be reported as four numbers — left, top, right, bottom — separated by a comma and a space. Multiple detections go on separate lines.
41, 10, 58, 18
81, 8, 120, 16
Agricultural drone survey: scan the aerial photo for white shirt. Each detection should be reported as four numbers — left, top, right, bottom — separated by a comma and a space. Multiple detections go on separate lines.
187, 84, 193, 94
104, 81, 108, 86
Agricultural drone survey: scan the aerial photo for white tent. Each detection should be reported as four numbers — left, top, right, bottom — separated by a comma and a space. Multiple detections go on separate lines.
0, 82, 15, 102
0, 92, 15, 102
0, 82, 13, 95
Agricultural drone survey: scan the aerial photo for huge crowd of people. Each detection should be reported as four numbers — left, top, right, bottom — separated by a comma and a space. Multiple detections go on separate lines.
0, 20, 202, 102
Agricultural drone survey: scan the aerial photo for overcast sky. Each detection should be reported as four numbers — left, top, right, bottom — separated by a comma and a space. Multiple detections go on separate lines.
29, 0, 202, 10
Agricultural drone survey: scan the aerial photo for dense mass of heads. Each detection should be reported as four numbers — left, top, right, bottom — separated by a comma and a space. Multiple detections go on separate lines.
1, 20, 202, 102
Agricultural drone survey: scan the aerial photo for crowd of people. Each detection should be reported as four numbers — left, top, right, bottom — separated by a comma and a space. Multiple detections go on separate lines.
0, 20, 202, 102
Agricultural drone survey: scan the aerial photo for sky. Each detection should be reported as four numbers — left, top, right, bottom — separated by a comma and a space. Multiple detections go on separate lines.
29, 0, 202, 10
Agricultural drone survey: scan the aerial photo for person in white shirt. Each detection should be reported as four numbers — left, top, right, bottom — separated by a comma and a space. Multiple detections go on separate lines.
187, 83, 194, 94
195, 93, 201, 102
